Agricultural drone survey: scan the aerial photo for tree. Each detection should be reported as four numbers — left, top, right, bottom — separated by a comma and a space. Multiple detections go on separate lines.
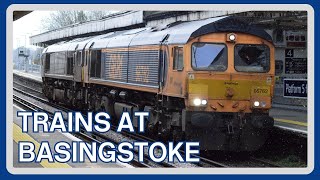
41, 11, 115, 31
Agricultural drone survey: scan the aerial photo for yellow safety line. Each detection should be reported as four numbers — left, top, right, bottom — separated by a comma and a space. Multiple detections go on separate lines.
274, 118, 307, 127
13, 123, 71, 168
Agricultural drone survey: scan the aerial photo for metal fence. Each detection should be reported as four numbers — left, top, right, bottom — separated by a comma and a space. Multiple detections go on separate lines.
14, 63, 41, 74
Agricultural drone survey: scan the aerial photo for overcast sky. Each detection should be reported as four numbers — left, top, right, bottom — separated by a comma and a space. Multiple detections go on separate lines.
13, 11, 52, 49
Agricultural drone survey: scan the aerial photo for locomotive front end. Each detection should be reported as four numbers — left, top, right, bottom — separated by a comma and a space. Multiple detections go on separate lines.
184, 32, 275, 151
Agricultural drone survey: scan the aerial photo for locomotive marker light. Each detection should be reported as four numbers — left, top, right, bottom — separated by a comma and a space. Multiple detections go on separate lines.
201, 99, 208, 105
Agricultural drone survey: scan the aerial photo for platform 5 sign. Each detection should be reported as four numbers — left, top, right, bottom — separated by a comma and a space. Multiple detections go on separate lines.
283, 79, 307, 99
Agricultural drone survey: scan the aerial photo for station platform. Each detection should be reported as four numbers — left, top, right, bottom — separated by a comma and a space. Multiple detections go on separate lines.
13, 69, 42, 83
12, 104, 131, 168
270, 107, 307, 134
12, 70, 308, 135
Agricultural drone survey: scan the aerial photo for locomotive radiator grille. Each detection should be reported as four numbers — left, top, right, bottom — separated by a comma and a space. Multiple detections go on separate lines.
128, 49, 160, 87
102, 50, 128, 82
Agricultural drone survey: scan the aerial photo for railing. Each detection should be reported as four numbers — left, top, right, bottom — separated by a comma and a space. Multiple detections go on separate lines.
14, 63, 41, 74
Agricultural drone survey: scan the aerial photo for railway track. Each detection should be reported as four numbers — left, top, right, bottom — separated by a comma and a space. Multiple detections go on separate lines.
115, 126, 229, 167
13, 94, 44, 111
73, 130, 154, 168
118, 127, 280, 167
249, 157, 281, 167
13, 86, 71, 112
13, 81, 43, 95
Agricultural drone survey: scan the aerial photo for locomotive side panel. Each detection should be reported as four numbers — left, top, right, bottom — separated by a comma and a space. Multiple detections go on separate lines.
88, 46, 161, 93
102, 48, 128, 83
160, 45, 188, 98
128, 46, 160, 87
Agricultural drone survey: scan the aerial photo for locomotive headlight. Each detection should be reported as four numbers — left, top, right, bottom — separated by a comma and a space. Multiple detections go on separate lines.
229, 34, 236, 41
253, 101, 260, 107
201, 100, 208, 105
261, 101, 266, 107
193, 98, 202, 106
227, 33, 237, 42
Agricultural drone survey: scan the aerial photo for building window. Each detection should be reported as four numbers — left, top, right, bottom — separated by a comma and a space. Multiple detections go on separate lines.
273, 29, 284, 43
289, 35, 294, 41
173, 47, 183, 71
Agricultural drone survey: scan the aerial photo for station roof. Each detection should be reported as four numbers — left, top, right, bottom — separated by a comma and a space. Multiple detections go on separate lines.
45, 16, 272, 53
13, 11, 32, 21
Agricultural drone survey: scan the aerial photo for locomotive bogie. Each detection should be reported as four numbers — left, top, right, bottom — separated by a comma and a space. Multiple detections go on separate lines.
184, 111, 273, 151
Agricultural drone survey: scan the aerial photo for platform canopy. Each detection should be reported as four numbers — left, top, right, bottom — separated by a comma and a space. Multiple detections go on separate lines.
45, 16, 272, 53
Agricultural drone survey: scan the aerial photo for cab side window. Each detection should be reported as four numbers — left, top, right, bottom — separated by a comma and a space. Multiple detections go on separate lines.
44, 53, 50, 73
67, 51, 74, 75
76, 51, 82, 66
173, 47, 184, 71
90, 50, 102, 78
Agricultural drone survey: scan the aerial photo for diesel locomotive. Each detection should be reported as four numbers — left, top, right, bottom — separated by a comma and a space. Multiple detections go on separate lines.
41, 16, 275, 151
